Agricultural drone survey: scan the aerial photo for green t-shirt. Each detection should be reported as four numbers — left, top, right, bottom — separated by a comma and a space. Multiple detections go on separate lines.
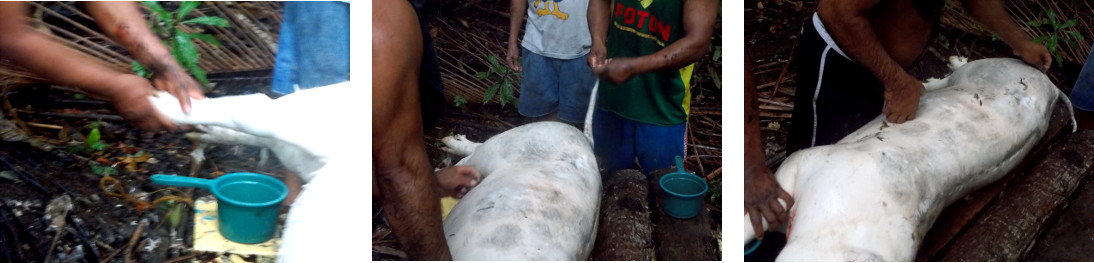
599, 0, 693, 126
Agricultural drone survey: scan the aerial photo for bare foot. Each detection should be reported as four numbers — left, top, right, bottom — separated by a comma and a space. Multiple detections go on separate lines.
435, 166, 481, 198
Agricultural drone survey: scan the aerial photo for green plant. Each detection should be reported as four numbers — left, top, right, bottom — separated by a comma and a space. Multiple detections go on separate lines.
708, 177, 721, 203
90, 165, 118, 177
453, 95, 467, 108
1029, 10, 1083, 67
475, 54, 520, 107
132, 1, 229, 88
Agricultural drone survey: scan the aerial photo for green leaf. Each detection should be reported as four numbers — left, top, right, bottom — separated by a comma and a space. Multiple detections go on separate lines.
1047, 35, 1059, 52
712, 47, 721, 62
709, 65, 721, 90
173, 32, 199, 67
181, 16, 230, 27
475, 71, 488, 79
1048, 11, 1058, 26
1061, 19, 1078, 29
167, 203, 183, 228
189, 64, 211, 88
86, 128, 101, 149
487, 55, 500, 68
483, 83, 499, 104
1033, 35, 1047, 44
1029, 19, 1042, 27
499, 79, 513, 106
131, 61, 150, 78
1066, 30, 1085, 41
185, 33, 222, 47
177, 1, 201, 20
142, 1, 172, 24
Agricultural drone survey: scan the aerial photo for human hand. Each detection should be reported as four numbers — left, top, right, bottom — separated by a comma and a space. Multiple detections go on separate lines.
591, 57, 636, 84
435, 166, 481, 198
507, 43, 523, 72
110, 74, 181, 131
882, 75, 925, 124
588, 42, 607, 67
1014, 41, 1052, 71
151, 64, 206, 114
745, 165, 794, 239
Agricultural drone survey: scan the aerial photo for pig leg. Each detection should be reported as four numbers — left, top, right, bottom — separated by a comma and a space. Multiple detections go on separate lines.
441, 134, 480, 156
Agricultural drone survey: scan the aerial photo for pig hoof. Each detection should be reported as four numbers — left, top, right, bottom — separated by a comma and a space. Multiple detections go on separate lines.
442, 134, 480, 156
948, 56, 969, 70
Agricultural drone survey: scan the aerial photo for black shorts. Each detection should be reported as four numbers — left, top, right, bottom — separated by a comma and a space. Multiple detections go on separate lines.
786, 14, 885, 155
411, 0, 445, 130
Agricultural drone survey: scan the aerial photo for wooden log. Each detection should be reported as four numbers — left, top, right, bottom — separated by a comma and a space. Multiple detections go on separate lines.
1025, 169, 1094, 261
649, 167, 719, 261
591, 169, 653, 261
935, 130, 1094, 261
916, 101, 1071, 261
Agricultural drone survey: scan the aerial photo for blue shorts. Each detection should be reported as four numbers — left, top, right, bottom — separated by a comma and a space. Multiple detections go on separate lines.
271, 1, 350, 95
1070, 44, 1094, 111
518, 48, 596, 123
593, 109, 687, 176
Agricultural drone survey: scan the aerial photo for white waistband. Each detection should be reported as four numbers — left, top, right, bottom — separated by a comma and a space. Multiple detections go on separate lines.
812, 13, 850, 60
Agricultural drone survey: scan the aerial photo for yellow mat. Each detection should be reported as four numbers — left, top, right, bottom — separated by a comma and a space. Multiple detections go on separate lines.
192, 198, 282, 262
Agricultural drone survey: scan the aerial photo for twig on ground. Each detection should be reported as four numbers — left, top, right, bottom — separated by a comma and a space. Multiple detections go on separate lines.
164, 252, 197, 263
110, 219, 146, 263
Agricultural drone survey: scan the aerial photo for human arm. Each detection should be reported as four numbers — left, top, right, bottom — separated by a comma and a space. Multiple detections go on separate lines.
962, 0, 1051, 70
0, 2, 178, 131
817, 0, 923, 124
84, 1, 205, 113
744, 53, 794, 239
590, 0, 718, 84
506, 0, 527, 71
587, 0, 611, 67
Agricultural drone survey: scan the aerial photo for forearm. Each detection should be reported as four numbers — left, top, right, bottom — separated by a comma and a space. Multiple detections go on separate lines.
817, 1, 914, 86
588, 0, 611, 47
963, 0, 1034, 50
744, 53, 767, 177
0, 19, 130, 99
508, 0, 526, 47
84, 2, 181, 74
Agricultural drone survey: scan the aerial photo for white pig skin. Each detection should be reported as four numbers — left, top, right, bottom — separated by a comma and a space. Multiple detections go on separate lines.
442, 122, 602, 260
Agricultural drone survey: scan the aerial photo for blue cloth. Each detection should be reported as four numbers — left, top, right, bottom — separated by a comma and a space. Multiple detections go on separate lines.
1070, 45, 1094, 111
518, 47, 596, 123
271, 1, 350, 95
593, 108, 687, 176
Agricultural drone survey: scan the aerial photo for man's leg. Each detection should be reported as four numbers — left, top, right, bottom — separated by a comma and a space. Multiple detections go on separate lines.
594, 108, 636, 175
519, 48, 561, 123
372, 0, 450, 260
558, 53, 596, 125
1070, 44, 1094, 130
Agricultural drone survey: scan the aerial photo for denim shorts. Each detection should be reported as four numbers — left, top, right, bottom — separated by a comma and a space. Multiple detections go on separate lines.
1070, 44, 1094, 111
592, 108, 687, 176
518, 48, 597, 123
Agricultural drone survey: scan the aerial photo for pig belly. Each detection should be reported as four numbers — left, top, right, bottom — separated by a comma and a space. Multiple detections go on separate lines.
767, 58, 1061, 261
443, 122, 602, 260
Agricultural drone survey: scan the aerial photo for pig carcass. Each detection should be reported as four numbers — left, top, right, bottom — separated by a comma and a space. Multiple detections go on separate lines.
744, 58, 1074, 261
441, 121, 602, 260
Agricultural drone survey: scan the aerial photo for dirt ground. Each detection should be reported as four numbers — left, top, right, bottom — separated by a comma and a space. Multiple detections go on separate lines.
0, 74, 290, 263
